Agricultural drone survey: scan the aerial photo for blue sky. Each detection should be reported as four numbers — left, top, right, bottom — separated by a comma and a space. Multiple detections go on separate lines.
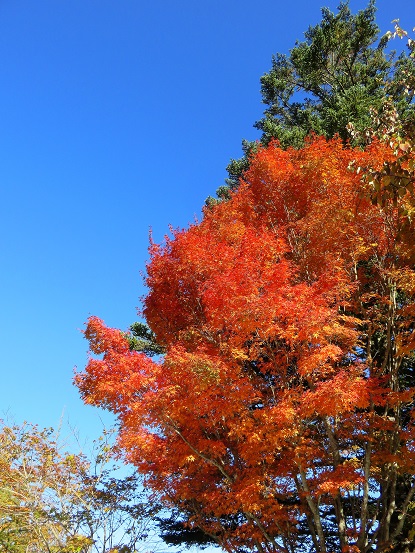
0, 0, 413, 443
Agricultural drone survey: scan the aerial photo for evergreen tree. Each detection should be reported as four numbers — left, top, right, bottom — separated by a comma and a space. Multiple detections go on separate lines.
219, 0, 415, 195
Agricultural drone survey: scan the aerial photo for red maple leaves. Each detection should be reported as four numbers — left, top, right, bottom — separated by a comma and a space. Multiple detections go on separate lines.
76, 136, 415, 553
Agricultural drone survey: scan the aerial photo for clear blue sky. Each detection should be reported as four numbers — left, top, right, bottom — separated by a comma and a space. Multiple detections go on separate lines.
0, 0, 413, 441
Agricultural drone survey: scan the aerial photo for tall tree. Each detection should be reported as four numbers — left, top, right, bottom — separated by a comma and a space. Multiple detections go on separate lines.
130, 1, 415, 393
220, 0, 415, 195
76, 136, 415, 553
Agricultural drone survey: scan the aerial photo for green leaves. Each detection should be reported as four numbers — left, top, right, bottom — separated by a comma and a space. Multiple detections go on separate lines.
126, 322, 165, 356
218, 1, 415, 199
258, 0, 392, 143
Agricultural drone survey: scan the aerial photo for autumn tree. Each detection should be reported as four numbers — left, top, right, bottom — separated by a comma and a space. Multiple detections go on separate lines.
130, 1, 415, 369
76, 135, 415, 553
220, 0, 415, 195
0, 422, 155, 553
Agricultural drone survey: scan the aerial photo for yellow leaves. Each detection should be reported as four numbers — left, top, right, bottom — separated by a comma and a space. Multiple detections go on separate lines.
351, 236, 379, 263
0, 422, 147, 553
61, 535, 94, 553
393, 267, 415, 294
230, 347, 249, 362
188, 359, 221, 390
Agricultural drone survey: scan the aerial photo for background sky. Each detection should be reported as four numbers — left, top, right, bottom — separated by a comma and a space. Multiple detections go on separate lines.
0, 0, 413, 446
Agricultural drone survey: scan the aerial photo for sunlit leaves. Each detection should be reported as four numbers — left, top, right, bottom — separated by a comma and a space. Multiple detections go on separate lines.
0, 423, 152, 553
77, 136, 415, 552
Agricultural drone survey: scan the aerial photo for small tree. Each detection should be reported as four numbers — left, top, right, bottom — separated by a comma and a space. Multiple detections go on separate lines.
0, 422, 156, 553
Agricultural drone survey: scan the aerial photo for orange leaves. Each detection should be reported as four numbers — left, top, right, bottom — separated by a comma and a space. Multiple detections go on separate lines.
301, 368, 372, 418
75, 317, 159, 413
84, 316, 130, 354
244, 137, 391, 281
314, 462, 364, 497
76, 135, 415, 552
296, 344, 344, 378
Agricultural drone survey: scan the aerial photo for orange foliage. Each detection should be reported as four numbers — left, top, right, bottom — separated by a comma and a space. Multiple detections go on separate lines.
76, 137, 415, 553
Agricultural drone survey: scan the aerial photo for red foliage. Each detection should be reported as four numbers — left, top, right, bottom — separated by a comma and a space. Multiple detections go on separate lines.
75, 137, 415, 553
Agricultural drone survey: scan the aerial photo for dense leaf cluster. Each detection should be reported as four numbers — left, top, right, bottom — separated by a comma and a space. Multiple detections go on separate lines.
220, 0, 415, 195
77, 136, 415, 553
76, 2, 415, 552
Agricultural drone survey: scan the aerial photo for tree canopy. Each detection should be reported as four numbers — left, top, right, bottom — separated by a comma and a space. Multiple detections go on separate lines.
76, 135, 415, 553
75, 2, 415, 551
221, 0, 415, 195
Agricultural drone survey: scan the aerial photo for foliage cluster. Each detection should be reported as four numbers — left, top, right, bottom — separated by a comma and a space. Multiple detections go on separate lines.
77, 134, 415, 552
218, 0, 415, 197
75, 2, 415, 553
0, 423, 154, 553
